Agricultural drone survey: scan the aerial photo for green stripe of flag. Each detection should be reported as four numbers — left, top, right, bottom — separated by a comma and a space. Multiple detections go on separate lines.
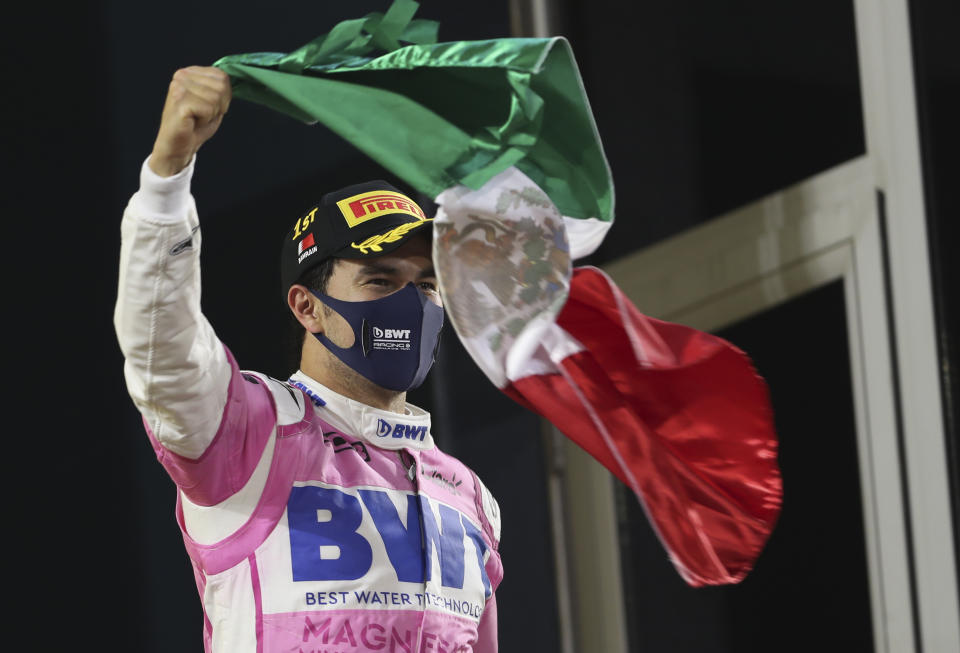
212, 1, 613, 228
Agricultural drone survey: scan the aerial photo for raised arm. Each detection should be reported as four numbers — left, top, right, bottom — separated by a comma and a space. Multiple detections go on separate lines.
149, 66, 232, 177
114, 66, 235, 461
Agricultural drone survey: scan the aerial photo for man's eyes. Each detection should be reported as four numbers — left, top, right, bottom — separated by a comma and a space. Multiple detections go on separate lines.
364, 278, 438, 293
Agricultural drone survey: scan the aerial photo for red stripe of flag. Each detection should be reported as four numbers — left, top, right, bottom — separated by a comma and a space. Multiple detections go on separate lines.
503, 266, 782, 586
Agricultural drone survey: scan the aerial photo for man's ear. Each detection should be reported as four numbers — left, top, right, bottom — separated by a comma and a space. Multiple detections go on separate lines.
288, 284, 325, 333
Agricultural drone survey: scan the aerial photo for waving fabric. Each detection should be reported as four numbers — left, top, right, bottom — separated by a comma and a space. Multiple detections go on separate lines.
215, 0, 782, 586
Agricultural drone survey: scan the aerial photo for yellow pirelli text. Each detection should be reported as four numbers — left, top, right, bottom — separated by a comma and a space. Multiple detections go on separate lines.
351, 220, 432, 255
337, 190, 427, 228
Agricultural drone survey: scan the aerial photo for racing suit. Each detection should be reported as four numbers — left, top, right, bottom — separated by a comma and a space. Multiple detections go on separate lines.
114, 156, 504, 652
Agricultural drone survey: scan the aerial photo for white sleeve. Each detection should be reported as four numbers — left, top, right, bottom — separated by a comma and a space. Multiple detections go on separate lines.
113, 155, 232, 459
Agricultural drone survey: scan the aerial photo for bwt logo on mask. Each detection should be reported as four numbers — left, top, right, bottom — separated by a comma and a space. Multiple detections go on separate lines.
372, 327, 410, 351
372, 327, 411, 340
376, 418, 427, 441
371, 325, 412, 352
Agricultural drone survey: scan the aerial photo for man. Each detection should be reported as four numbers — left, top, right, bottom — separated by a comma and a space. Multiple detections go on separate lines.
115, 65, 502, 652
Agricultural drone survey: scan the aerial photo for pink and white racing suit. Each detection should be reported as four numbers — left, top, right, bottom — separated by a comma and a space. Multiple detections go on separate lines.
114, 156, 503, 652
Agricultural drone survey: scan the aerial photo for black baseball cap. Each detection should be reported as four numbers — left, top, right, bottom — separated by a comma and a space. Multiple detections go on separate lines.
279, 180, 433, 302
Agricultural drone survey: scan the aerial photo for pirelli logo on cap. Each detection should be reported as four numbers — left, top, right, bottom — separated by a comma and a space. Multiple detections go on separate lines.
336, 190, 427, 228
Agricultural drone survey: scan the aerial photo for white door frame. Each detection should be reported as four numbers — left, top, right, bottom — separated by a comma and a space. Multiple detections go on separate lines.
602, 156, 911, 653
853, 0, 960, 649
562, 146, 957, 652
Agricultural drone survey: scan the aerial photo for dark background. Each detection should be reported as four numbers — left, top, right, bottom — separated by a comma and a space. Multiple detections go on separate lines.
6, 0, 956, 650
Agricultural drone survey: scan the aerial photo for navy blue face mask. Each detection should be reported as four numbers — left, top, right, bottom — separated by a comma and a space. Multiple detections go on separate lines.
310, 283, 444, 392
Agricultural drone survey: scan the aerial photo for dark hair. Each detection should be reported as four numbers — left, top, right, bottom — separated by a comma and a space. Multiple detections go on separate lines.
285, 257, 337, 374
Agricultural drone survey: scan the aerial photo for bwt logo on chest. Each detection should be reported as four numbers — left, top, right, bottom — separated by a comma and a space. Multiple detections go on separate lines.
287, 486, 492, 597
377, 418, 427, 441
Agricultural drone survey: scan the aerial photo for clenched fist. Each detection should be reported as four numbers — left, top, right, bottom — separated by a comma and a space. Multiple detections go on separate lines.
148, 66, 232, 177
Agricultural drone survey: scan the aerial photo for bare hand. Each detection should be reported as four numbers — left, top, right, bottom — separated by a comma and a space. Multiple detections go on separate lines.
148, 66, 232, 177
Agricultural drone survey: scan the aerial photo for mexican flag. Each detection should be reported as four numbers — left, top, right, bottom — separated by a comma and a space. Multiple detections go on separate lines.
215, 0, 782, 587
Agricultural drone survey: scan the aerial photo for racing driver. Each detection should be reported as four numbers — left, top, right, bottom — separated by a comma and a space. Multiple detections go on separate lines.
114, 65, 503, 652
